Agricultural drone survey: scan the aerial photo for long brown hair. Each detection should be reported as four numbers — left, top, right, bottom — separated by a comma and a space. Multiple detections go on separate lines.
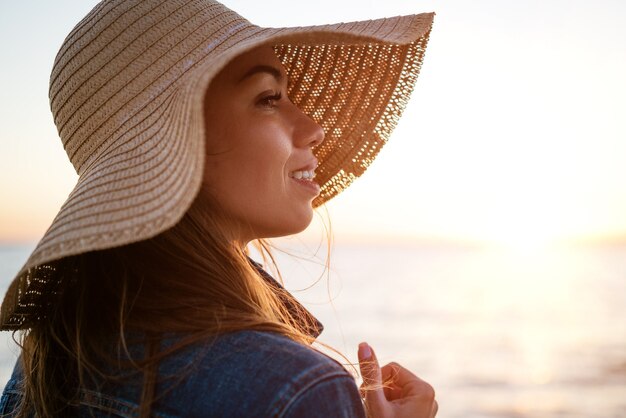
14, 187, 325, 417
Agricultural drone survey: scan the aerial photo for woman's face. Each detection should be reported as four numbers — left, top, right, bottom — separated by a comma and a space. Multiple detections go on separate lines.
202, 46, 325, 244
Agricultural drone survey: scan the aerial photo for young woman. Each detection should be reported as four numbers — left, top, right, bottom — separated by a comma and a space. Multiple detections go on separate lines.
0, 1, 436, 416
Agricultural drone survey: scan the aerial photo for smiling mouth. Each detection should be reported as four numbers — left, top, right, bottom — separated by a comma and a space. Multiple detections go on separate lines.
288, 169, 316, 180
288, 169, 320, 195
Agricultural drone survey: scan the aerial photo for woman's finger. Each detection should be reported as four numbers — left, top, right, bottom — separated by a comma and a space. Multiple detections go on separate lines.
383, 383, 403, 401
357, 342, 389, 414
382, 362, 436, 400
359, 348, 438, 418
377, 365, 400, 400
358, 342, 381, 386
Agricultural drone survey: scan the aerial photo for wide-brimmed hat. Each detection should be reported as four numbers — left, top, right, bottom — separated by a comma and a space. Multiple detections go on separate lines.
0, 0, 434, 330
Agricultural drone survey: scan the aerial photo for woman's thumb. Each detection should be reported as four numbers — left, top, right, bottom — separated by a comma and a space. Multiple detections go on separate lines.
359, 342, 389, 414
358, 342, 382, 387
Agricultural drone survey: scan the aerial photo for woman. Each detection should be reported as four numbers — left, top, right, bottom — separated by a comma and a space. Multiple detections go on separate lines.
0, 0, 436, 417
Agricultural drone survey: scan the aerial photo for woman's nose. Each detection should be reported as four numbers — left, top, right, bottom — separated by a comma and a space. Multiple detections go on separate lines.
293, 106, 325, 149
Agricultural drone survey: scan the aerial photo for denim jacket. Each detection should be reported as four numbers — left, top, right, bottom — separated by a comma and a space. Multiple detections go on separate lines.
0, 264, 367, 417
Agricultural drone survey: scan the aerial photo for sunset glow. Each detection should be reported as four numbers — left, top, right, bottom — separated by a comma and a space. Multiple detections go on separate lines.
1, 0, 625, 247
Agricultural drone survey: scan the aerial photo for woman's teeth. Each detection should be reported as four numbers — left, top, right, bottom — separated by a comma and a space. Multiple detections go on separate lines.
290, 170, 316, 180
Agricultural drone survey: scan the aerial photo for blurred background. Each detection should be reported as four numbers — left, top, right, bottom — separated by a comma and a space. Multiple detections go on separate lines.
1, 1, 625, 417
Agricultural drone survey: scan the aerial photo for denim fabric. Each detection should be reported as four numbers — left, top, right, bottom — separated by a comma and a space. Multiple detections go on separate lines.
1, 331, 366, 417
0, 264, 366, 417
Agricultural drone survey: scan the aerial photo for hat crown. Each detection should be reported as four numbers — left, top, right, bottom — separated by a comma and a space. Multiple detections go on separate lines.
49, 0, 251, 175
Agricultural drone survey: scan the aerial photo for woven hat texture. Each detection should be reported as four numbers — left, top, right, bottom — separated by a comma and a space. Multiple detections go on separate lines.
1, 0, 434, 329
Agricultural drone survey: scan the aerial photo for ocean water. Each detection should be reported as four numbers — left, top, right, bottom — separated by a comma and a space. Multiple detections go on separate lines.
0, 242, 625, 417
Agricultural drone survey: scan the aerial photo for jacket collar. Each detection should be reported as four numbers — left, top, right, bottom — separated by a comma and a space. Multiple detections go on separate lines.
248, 258, 324, 339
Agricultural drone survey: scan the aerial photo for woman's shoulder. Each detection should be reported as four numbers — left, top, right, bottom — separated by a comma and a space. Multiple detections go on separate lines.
155, 330, 365, 417
0, 331, 366, 417
166, 329, 351, 382
196, 329, 342, 370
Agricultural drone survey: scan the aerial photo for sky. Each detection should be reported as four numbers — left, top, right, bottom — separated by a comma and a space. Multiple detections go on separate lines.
0, 0, 625, 247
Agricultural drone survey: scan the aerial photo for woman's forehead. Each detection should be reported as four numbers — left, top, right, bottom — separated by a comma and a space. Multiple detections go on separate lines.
221, 45, 286, 83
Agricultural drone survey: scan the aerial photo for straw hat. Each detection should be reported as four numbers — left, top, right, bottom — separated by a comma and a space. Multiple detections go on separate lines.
0, 0, 434, 330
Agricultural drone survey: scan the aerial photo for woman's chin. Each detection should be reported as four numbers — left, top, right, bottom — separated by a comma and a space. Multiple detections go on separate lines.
260, 209, 315, 239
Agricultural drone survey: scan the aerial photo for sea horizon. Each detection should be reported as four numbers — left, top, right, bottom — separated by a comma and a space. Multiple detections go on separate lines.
0, 240, 625, 417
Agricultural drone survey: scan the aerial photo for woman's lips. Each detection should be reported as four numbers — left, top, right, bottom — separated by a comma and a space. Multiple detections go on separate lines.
289, 158, 320, 195
290, 176, 321, 195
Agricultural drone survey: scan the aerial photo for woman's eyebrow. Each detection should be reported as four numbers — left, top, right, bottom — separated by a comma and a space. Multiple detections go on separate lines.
238, 65, 284, 84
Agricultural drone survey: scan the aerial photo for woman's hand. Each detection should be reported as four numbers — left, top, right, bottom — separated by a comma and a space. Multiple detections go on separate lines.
358, 342, 438, 418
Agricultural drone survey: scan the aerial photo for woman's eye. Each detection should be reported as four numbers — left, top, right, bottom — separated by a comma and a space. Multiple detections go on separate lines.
258, 91, 282, 108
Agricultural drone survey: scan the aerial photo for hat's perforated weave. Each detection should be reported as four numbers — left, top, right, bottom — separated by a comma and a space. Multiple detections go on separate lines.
275, 40, 429, 205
